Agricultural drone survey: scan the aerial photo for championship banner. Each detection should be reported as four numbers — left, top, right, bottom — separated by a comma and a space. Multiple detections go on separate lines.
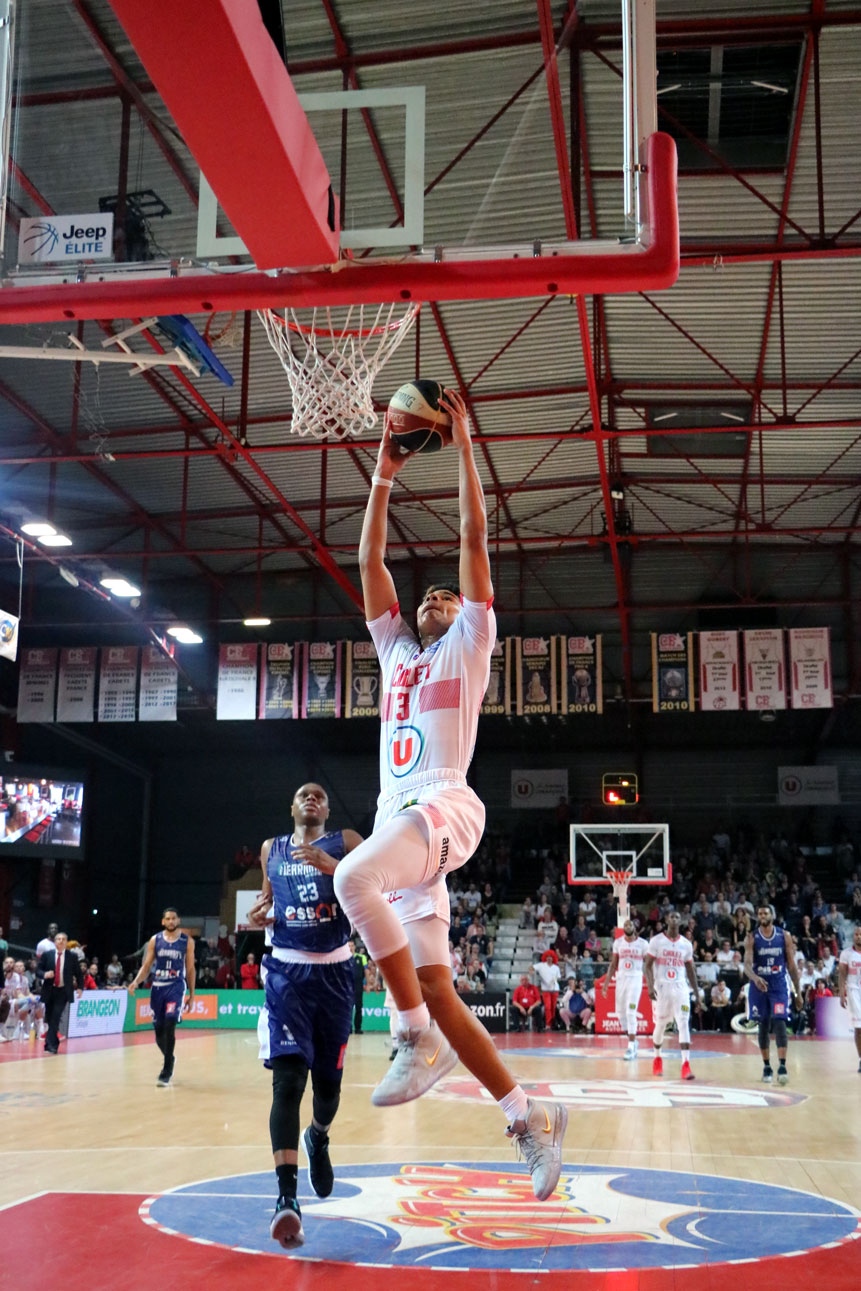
514, 636, 556, 716
56, 646, 97, 722
651, 632, 694, 712
559, 634, 603, 715
98, 646, 138, 722
259, 642, 298, 720
698, 630, 740, 712
139, 645, 178, 721
68, 990, 128, 1038
744, 628, 786, 711
510, 768, 568, 809
788, 627, 832, 709
16, 646, 58, 722
0, 609, 19, 662
300, 640, 343, 718
481, 637, 510, 716
344, 640, 380, 719
216, 643, 258, 720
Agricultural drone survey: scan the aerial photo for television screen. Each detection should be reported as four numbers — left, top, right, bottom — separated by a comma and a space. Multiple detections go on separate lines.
0, 769, 85, 858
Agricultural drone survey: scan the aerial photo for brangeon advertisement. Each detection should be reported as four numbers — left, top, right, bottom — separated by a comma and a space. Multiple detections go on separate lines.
68, 989, 129, 1037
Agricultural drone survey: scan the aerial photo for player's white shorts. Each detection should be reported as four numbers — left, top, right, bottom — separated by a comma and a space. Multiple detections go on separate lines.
375, 780, 485, 927
615, 978, 643, 1033
653, 986, 692, 1042
846, 988, 861, 1028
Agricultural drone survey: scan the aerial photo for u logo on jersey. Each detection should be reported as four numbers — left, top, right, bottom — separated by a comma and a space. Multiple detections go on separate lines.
388, 724, 424, 777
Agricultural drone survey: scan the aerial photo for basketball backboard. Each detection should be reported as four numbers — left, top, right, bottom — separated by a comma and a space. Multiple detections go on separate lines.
568, 823, 670, 887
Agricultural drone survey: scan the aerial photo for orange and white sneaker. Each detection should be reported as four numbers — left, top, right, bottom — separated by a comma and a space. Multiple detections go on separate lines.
652, 1054, 663, 1077
681, 1060, 695, 1081
371, 1023, 458, 1106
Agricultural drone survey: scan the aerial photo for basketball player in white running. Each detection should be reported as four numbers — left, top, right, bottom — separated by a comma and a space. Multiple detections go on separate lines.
644, 912, 702, 1080
333, 388, 567, 1203
838, 925, 861, 1073
602, 919, 649, 1059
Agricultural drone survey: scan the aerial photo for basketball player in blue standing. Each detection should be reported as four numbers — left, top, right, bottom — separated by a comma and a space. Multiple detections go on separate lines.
246, 782, 362, 1251
743, 903, 803, 1085
127, 907, 195, 1087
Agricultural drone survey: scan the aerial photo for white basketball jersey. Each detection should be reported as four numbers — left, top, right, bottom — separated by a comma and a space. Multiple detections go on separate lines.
368, 598, 495, 796
614, 936, 650, 981
648, 932, 694, 989
839, 947, 861, 986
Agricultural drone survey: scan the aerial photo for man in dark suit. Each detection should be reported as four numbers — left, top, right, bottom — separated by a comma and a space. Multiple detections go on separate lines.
38, 930, 83, 1053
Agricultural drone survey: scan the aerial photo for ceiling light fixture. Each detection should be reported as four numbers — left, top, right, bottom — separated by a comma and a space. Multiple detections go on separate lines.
38, 532, 73, 547
58, 566, 79, 588
100, 576, 142, 597
243, 617, 271, 627
166, 625, 203, 644
21, 521, 57, 537
610, 482, 625, 502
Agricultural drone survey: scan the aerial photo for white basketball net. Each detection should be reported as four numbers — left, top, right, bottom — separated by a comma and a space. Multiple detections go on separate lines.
257, 302, 420, 439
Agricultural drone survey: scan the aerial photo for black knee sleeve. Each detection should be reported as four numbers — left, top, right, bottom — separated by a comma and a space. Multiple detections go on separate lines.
773, 1018, 788, 1048
269, 1054, 309, 1153
758, 1019, 770, 1051
311, 1072, 343, 1130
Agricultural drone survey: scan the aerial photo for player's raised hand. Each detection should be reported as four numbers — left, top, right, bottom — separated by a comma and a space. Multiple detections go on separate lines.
439, 388, 471, 451
246, 893, 275, 928
374, 410, 411, 476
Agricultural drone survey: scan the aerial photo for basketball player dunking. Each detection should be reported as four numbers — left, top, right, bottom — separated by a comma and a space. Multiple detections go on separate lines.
332, 387, 567, 1202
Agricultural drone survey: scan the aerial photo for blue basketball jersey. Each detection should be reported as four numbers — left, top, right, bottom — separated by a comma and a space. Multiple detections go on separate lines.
152, 931, 188, 990
753, 926, 787, 979
268, 830, 352, 953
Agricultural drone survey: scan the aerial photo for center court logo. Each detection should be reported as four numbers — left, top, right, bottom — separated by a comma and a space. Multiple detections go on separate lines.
429, 1076, 807, 1110
144, 1162, 859, 1270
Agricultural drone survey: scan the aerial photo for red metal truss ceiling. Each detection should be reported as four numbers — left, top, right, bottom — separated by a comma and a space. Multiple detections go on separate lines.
1, 2, 860, 704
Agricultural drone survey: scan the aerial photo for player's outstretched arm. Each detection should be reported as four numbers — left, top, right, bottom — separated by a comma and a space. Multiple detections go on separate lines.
359, 413, 404, 621
440, 389, 492, 606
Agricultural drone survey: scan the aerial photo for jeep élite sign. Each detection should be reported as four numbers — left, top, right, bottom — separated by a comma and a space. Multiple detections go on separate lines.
18, 213, 114, 264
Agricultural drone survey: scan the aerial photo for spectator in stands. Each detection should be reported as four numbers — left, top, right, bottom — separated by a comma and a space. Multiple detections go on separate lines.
570, 914, 590, 953
215, 957, 236, 989
511, 974, 543, 1032
816, 918, 839, 961
713, 893, 735, 939
710, 978, 732, 1032
0, 925, 7, 961
810, 888, 829, 922
241, 953, 261, 990
537, 905, 559, 946
595, 892, 617, 937
552, 925, 573, 962
198, 963, 217, 988
578, 948, 598, 989
732, 909, 752, 948
696, 928, 720, 959
696, 951, 720, 994
578, 890, 598, 926
82, 963, 98, 990
533, 949, 562, 1031
105, 954, 124, 988
693, 895, 716, 939
798, 916, 819, 964
734, 891, 755, 918
518, 897, 537, 929
35, 923, 58, 959
560, 978, 593, 1033
481, 882, 498, 921
715, 939, 734, 966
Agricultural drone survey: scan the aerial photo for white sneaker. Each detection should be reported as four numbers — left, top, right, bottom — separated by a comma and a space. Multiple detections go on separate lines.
506, 1098, 568, 1201
623, 1045, 636, 1061
371, 1023, 458, 1106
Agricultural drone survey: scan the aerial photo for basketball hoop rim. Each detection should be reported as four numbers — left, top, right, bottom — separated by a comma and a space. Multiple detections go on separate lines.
262, 302, 420, 341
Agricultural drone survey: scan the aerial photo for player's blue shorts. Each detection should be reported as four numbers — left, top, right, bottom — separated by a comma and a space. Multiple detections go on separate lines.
748, 977, 788, 1023
150, 981, 185, 1027
262, 955, 353, 1078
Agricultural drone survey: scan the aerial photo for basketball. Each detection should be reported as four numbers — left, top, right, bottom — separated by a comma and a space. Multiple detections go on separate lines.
387, 379, 452, 454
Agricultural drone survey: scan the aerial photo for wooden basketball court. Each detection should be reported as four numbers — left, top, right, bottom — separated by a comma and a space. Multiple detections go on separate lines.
2, 1026, 859, 1290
